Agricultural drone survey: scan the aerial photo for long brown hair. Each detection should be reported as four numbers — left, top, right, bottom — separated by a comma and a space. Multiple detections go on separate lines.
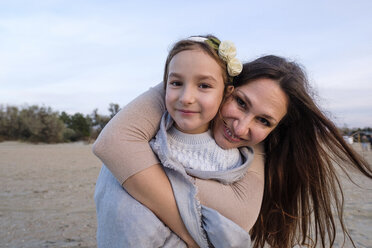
233, 55, 372, 247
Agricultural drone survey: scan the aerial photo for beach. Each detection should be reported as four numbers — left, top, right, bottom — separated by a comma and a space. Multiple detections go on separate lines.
0, 142, 101, 248
0, 141, 371, 247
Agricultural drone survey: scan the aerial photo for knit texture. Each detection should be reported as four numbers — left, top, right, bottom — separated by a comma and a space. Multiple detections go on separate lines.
166, 126, 243, 171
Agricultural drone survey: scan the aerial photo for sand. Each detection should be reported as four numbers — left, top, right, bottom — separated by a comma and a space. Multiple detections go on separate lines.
0, 141, 371, 248
0, 141, 101, 248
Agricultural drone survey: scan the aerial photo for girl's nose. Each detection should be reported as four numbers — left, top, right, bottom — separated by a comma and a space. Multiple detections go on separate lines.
179, 87, 195, 105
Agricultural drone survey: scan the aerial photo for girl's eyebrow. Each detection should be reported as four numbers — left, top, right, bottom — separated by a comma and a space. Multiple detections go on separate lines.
236, 89, 278, 124
197, 75, 218, 82
169, 72, 219, 83
168, 72, 182, 78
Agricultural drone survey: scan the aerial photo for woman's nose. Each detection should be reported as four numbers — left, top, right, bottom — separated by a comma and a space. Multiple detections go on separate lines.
233, 116, 253, 137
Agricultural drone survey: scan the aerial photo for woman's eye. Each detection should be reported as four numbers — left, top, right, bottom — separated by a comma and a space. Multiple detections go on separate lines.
235, 96, 246, 108
257, 117, 270, 127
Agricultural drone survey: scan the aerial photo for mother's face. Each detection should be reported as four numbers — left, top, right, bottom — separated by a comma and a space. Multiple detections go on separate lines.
213, 78, 288, 149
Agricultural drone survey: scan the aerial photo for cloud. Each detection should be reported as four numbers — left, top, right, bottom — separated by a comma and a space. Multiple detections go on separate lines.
1, 0, 372, 127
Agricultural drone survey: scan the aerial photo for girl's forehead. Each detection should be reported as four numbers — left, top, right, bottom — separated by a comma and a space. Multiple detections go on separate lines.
167, 49, 225, 84
172, 47, 210, 60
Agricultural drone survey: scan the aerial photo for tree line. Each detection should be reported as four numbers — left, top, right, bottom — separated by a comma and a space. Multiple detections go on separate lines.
0, 103, 121, 143
0, 103, 370, 144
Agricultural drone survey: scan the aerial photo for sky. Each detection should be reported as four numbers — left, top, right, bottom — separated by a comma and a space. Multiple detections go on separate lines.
0, 0, 371, 128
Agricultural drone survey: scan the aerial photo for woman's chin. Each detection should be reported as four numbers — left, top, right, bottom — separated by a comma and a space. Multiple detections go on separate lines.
215, 133, 235, 149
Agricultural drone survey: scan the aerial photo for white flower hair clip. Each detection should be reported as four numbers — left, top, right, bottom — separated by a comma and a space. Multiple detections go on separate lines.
218, 41, 242, 77
187, 36, 243, 77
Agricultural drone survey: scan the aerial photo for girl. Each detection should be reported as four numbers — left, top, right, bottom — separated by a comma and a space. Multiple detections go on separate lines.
95, 35, 263, 248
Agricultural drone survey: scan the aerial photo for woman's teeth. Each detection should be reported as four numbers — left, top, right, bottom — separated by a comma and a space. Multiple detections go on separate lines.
226, 127, 239, 140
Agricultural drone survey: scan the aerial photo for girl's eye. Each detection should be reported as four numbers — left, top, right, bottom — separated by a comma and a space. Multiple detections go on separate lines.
170, 81, 182, 86
199, 83, 211, 89
235, 96, 246, 108
257, 117, 271, 127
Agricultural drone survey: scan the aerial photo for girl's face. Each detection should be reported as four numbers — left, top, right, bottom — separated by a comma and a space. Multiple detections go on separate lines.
213, 78, 288, 149
165, 49, 225, 134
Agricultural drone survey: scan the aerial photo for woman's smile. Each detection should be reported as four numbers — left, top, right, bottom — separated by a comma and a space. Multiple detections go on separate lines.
213, 78, 288, 149
223, 124, 244, 143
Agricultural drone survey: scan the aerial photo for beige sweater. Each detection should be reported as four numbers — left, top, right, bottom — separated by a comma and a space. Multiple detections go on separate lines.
93, 83, 265, 232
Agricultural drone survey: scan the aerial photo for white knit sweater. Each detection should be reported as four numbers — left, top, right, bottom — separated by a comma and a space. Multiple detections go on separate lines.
166, 126, 243, 171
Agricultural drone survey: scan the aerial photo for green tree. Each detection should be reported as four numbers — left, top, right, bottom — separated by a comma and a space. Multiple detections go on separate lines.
0, 102, 124, 143
90, 108, 110, 139
18, 105, 65, 143
60, 112, 91, 141
69, 113, 91, 138
108, 103, 121, 118
0, 106, 21, 139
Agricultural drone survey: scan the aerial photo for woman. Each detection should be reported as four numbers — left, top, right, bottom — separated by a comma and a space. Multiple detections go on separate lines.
94, 55, 371, 247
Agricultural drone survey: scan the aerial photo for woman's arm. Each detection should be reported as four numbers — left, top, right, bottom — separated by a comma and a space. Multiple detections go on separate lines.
93, 83, 165, 184
93, 83, 264, 243
195, 143, 265, 232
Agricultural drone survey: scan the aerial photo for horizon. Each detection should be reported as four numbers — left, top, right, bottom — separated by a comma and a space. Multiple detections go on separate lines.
1, 0, 371, 128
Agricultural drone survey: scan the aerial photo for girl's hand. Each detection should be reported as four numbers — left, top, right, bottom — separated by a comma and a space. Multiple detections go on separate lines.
186, 240, 200, 248
123, 163, 199, 247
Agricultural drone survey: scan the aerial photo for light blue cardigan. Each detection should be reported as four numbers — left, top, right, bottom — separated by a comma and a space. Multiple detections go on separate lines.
95, 113, 254, 248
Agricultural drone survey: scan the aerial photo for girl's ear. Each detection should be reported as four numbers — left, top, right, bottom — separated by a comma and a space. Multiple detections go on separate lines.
226, 85, 234, 96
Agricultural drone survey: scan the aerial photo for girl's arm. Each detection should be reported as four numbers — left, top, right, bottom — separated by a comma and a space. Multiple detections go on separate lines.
93, 83, 198, 247
123, 163, 199, 247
